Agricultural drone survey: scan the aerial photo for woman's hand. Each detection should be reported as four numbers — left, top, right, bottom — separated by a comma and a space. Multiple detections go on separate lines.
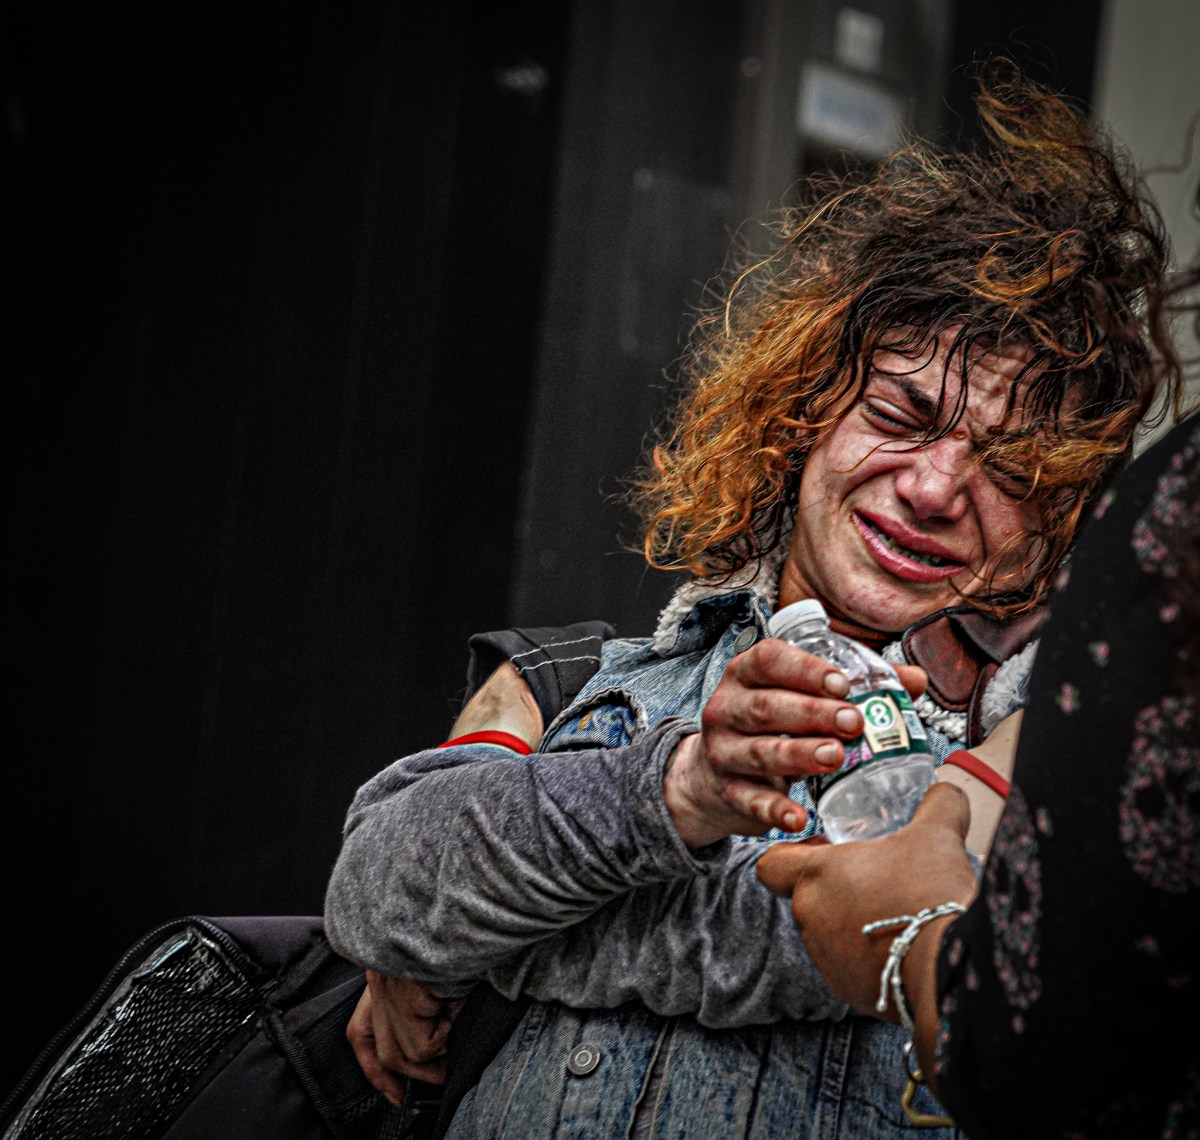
756, 783, 977, 1041
663, 637, 926, 847
346, 972, 463, 1104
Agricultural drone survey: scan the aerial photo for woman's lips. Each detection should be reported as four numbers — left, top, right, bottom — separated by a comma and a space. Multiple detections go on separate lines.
852, 512, 966, 583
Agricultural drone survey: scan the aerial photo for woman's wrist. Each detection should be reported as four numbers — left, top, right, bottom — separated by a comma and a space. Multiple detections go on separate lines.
899, 909, 969, 1091
662, 734, 725, 849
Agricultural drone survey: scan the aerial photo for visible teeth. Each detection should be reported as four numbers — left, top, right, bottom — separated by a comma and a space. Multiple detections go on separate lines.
871, 522, 950, 567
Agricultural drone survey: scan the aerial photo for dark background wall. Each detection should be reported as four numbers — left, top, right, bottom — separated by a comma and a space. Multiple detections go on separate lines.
2, 0, 1100, 1099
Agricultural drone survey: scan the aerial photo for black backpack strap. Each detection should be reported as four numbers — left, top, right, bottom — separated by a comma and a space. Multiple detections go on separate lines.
464, 621, 615, 729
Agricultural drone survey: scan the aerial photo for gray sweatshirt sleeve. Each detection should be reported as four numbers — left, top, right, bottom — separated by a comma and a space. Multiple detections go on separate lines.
482, 839, 849, 1027
325, 719, 710, 987
323, 717, 845, 1026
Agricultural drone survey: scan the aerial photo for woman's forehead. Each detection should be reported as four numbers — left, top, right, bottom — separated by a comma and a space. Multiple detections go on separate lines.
869, 329, 1042, 429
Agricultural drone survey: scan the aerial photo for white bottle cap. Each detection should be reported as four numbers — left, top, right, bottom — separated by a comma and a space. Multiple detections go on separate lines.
767, 598, 828, 638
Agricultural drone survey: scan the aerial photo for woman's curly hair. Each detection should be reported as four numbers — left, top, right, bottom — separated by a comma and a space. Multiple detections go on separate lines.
632, 58, 1184, 617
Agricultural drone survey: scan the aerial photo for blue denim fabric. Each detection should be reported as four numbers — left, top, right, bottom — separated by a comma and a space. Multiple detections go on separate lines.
448, 1002, 955, 1139
444, 587, 961, 1138
544, 587, 956, 842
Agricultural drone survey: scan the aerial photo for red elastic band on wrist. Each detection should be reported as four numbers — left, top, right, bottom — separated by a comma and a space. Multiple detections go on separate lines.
437, 730, 533, 755
942, 749, 1011, 799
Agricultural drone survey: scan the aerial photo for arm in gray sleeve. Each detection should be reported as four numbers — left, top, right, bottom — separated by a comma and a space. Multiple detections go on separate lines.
325, 715, 846, 1027
483, 839, 850, 1028
324, 718, 717, 991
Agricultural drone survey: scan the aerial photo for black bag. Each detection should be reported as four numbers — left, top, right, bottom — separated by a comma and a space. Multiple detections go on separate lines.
3, 622, 614, 1140
0, 916, 426, 1140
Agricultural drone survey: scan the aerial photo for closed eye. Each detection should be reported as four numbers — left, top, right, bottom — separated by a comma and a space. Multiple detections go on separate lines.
861, 400, 925, 436
984, 460, 1034, 498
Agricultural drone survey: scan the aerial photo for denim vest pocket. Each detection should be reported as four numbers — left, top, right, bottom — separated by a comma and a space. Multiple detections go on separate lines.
541, 688, 643, 751
541, 637, 723, 754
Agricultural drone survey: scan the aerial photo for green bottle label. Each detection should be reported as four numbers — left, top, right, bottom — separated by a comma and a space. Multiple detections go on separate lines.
807, 687, 930, 800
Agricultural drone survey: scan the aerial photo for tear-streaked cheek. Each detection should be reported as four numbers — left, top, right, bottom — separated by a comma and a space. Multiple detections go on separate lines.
983, 519, 1045, 591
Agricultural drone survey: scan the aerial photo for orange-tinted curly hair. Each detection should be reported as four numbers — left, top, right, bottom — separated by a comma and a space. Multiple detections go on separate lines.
633, 58, 1182, 617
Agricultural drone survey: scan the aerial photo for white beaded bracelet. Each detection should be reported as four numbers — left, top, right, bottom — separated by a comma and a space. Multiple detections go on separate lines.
862, 902, 967, 1033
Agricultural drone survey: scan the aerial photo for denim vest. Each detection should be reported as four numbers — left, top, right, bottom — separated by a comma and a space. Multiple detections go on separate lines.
445, 587, 962, 1139
543, 586, 957, 839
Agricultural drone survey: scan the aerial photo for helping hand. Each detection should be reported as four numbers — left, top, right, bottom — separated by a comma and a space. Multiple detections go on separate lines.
664, 637, 927, 847
755, 782, 977, 1020
346, 972, 464, 1105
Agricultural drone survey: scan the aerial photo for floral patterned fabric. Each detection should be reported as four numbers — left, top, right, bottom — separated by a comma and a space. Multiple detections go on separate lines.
934, 415, 1200, 1139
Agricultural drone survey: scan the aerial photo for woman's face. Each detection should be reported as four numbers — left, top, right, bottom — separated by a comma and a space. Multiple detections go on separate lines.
785, 332, 1046, 632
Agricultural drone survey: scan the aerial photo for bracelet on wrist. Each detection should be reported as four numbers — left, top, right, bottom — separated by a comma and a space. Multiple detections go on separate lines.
863, 901, 966, 1128
863, 901, 966, 1032
941, 749, 1011, 798
437, 730, 533, 754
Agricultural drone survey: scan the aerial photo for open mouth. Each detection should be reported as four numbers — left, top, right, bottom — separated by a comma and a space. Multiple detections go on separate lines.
854, 513, 965, 578
861, 517, 952, 566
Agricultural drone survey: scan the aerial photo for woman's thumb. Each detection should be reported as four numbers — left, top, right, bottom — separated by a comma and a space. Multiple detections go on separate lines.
913, 780, 971, 840
755, 841, 817, 897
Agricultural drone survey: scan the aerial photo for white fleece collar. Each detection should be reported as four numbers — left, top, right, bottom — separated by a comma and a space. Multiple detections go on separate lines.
651, 540, 788, 654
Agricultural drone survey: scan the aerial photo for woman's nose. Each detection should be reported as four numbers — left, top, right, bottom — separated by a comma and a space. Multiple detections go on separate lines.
893, 436, 973, 521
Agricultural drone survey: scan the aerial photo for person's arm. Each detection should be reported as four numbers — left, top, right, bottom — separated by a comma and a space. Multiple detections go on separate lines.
338, 696, 855, 1105
343, 661, 542, 1103
324, 717, 714, 989
755, 782, 978, 1090
482, 836, 854, 1026
444, 659, 544, 746
331, 727, 857, 1029
935, 709, 1021, 859
325, 636, 893, 982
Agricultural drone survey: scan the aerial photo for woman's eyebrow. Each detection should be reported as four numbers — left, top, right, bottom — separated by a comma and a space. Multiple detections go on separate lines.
888, 372, 1021, 444
870, 369, 971, 433
891, 375, 940, 420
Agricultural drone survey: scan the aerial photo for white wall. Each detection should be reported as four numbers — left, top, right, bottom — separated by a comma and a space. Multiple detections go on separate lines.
1094, 0, 1200, 444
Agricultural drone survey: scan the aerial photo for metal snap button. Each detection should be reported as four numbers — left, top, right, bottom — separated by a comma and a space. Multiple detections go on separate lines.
567, 1043, 601, 1076
732, 627, 758, 654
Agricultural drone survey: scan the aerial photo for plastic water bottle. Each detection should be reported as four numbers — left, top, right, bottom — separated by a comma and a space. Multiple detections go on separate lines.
767, 598, 935, 843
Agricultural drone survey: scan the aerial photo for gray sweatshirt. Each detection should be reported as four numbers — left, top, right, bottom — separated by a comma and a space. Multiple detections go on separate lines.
324, 718, 848, 1028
